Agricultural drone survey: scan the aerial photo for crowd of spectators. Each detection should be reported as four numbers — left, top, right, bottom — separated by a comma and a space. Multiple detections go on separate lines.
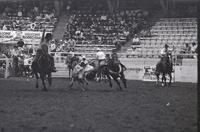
49, 38, 76, 52
180, 42, 197, 54
0, 1, 58, 32
64, 8, 150, 51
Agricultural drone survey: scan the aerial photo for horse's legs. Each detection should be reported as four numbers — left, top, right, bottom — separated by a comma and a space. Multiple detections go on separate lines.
106, 74, 112, 88
68, 68, 71, 79
162, 73, 166, 86
69, 77, 74, 88
111, 74, 122, 90
35, 73, 39, 88
155, 70, 160, 85
168, 73, 172, 86
47, 73, 52, 87
40, 74, 47, 91
120, 73, 127, 88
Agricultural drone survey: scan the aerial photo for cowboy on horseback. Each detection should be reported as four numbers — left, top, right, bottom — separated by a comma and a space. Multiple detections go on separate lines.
32, 35, 56, 72
160, 44, 173, 68
155, 44, 174, 86
109, 49, 126, 76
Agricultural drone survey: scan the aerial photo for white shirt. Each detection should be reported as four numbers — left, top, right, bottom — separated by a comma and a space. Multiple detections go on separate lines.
96, 51, 106, 60
160, 48, 172, 55
132, 37, 139, 43
191, 45, 197, 52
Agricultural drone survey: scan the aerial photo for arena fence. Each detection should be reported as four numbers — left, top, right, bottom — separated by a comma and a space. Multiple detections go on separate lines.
50, 52, 197, 83
0, 52, 197, 83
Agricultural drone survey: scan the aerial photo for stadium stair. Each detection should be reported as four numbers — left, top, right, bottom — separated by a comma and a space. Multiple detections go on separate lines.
52, 14, 69, 40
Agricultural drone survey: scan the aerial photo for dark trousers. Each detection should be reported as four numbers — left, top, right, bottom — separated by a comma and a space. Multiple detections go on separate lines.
12, 56, 19, 76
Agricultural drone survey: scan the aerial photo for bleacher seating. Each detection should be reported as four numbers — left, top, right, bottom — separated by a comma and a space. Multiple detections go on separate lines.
63, 9, 149, 53
138, 18, 197, 58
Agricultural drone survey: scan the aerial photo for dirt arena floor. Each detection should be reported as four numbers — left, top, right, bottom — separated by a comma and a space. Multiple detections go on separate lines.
0, 77, 197, 132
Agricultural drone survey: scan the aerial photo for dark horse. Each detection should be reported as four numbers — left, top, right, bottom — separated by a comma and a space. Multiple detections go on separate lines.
65, 55, 79, 78
155, 55, 173, 86
105, 59, 127, 90
31, 49, 52, 91
89, 59, 127, 90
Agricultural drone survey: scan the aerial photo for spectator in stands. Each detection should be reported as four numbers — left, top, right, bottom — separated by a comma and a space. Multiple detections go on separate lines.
182, 43, 191, 54
50, 40, 57, 52
68, 37, 76, 51
132, 34, 140, 45
191, 42, 197, 54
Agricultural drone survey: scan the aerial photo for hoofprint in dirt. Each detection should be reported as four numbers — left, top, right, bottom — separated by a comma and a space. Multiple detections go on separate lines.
0, 78, 197, 132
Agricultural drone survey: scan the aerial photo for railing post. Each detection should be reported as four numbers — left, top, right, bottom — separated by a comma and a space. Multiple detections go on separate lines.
5, 58, 9, 78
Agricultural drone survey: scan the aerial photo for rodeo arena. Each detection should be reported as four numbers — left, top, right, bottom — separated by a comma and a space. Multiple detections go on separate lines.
0, 0, 198, 131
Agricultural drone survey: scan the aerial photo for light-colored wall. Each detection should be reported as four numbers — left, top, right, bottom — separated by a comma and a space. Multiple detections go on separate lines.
120, 58, 197, 83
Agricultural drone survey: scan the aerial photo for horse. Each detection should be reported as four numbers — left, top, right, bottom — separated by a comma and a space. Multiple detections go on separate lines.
31, 49, 52, 91
105, 59, 127, 90
65, 55, 79, 78
155, 55, 173, 86
89, 58, 127, 90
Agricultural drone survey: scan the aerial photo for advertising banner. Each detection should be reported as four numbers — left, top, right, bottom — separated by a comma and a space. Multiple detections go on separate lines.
0, 30, 51, 45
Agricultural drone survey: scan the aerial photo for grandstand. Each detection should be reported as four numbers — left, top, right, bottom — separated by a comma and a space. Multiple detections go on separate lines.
137, 17, 197, 58
0, 0, 198, 82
